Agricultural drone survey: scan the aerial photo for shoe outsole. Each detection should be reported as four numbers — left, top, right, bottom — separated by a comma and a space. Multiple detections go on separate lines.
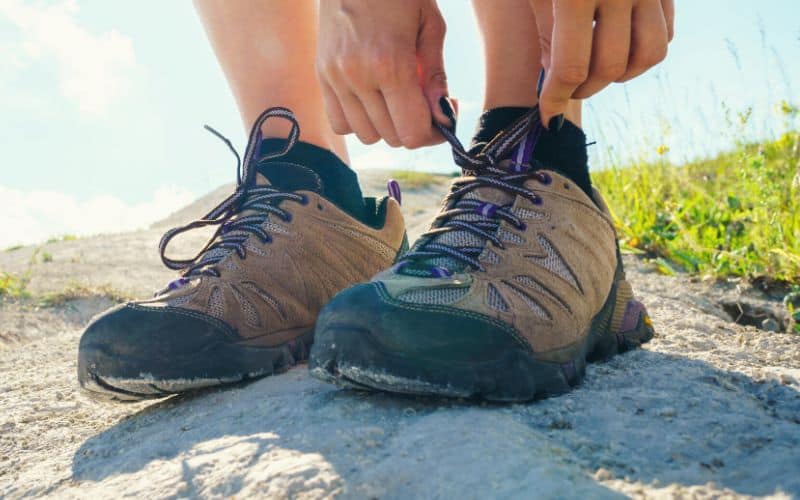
79, 330, 315, 402
309, 279, 654, 403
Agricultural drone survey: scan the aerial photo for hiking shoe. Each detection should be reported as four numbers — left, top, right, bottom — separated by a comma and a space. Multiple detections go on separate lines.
310, 108, 654, 402
78, 108, 406, 401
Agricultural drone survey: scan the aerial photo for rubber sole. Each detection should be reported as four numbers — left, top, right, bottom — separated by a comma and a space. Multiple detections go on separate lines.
309, 279, 654, 402
79, 330, 314, 402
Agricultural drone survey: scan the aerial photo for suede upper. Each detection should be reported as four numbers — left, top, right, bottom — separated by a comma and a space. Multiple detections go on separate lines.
372, 168, 618, 357
128, 188, 405, 347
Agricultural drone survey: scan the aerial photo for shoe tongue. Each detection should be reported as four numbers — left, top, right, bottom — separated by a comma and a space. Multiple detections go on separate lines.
410, 151, 517, 275
256, 160, 324, 193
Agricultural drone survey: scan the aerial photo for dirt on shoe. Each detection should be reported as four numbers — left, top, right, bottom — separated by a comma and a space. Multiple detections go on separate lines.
77, 108, 406, 401
310, 109, 653, 401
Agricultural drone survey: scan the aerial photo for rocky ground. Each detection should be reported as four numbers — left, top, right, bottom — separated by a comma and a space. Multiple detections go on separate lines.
1, 170, 798, 499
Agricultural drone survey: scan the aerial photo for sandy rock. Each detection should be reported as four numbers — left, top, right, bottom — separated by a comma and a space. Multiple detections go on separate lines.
1, 176, 799, 498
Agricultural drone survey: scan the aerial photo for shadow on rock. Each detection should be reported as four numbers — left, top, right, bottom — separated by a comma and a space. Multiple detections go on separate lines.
71, 350, 799, 498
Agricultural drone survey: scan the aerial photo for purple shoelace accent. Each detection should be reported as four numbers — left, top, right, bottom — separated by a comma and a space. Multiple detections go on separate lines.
387, 179, 402, 205
398, 107, 553, 275
167, 277, 189, 290
475, 202, 497, 218
430, 266, 453, 278
158, 107, 307, 279
620, 300, 647, 333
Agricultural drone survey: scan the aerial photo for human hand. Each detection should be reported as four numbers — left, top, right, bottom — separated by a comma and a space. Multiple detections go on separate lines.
317, 0, 453, 148
530, 0, 674, 125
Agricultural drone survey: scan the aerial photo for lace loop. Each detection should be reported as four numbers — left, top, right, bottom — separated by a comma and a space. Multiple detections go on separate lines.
158, 108, 304, 278
399, 106, 550, 275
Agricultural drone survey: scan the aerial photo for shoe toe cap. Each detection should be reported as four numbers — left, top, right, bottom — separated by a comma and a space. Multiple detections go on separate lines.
78, 303, 234, 382
313, 282, 530, 364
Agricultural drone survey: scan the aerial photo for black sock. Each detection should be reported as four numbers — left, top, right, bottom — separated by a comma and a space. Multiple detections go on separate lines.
470, 107, 593, 198
258, 139, 367, 221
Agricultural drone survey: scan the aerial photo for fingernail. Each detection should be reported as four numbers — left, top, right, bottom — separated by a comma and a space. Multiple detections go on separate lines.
547, 114, 565, 132
439, 96, 456, 125
544, 114, 565, 131
536, 69, 546, 98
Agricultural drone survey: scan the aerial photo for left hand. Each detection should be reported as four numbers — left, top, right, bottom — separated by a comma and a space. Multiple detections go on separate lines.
530, 0, 675, 125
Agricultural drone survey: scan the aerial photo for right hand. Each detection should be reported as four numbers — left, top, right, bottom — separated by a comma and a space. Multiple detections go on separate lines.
317, 0, 454, 148
530, 0, 674, 125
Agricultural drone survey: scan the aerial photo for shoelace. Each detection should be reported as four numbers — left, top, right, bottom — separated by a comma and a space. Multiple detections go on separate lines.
158, 107, 306, 285
398, 106, 552, 276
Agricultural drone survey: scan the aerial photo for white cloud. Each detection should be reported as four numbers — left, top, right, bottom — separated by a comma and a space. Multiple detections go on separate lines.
0, 185, 196, 248
349, 141, 448, 172
0, 0, 137, 115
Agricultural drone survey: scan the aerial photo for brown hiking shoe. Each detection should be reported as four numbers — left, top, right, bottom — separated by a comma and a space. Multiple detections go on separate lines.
78, 108, 406, 400
310, 108, 654, 401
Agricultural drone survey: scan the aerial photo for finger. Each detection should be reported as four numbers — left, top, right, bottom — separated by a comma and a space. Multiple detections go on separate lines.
383, 83, 440, 148
617, 0, 669, 82
359, 91, 402, 147
661, 0, 675, 41
378, 55, 439, 149
319, 78, 351, 135
529, 0, 555, 70
328, 67, 381, 144
340, 91, 381, 144
417, 8, 450, 126
539, 0, 595, 126
572, 4, 631, 99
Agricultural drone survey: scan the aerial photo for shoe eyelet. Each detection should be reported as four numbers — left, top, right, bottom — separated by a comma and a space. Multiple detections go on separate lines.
299, 194, 309, 205
532, 195, 543, 205
517, 222, 527, 231
283, 212, 293, 223
317, 203, 324, 211
540, 173, 552, 185
564, 183, 570, 189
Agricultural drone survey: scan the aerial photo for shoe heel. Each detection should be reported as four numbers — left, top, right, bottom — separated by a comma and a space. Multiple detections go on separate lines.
588, 279, 655, 361
610, 279, 655, 351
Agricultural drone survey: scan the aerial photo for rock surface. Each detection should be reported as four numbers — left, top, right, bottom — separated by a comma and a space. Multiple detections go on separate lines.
1, 171, 799, 499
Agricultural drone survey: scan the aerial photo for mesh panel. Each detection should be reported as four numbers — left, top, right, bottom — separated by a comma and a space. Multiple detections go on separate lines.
261, 221, 289, 234
498, 229, 525, 245
221, 259, 240, 272
507, 285, 550, 319
487, 283, 509, 311
166, 291, 196, 307
515, 275, 571, 313
240, 282, 285, 320
515, 208, 546, 220
230, 285, 260, 328
529, 235, 580, 290
416, 190, 513, 271
481, 249, 501, 265
397, 287, 468, 305
208, 287, 225, 318
198, 247, 230, 266
244, 242, 269, 256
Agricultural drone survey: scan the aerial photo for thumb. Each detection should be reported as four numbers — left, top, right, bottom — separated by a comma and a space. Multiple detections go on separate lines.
417, 10, 450, 126
530, 0, 554, 71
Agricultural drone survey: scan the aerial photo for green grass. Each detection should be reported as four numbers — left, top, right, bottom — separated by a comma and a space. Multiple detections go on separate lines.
389, 170, 442, 190
45, 234, 77, 244
37, 283, 132, 308
0, 271, 30, 299
595, 130, 800, 286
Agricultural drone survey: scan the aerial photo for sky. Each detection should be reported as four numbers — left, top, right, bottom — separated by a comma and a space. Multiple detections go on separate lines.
1, 0, 799, 248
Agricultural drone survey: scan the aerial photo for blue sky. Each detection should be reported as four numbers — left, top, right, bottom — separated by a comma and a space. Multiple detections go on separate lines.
1, 0, 798, 247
